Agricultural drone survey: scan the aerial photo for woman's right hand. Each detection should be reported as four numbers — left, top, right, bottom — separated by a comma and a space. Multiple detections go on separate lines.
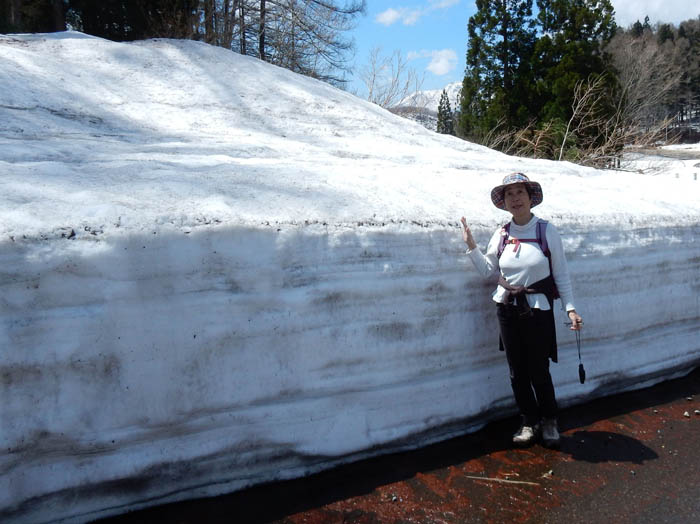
460, 217, 477, 250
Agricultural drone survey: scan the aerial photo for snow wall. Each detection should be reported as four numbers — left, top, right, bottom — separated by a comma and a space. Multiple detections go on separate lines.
1, 33, 699, 523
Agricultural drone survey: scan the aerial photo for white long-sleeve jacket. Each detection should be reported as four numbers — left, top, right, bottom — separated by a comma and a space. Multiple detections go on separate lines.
467, 215, 576, 312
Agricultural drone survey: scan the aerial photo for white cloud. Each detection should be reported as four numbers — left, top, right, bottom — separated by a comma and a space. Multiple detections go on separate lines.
401, 9, 424, 26
375, 1, 461, 27
429, 0, 461, 8
427, 49, 458, 75
611, 0, 698, 27
376, 7, 425, 26
408, 49, 458, 76
375, 8, 403, 26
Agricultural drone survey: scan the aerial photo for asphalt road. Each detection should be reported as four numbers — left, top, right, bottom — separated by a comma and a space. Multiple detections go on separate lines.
98, 366, 700, 524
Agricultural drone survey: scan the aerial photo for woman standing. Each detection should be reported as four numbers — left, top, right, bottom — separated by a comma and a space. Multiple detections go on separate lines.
461, 173, 583, 448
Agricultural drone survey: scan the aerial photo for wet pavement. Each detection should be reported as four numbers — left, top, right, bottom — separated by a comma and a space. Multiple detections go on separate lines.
100, 367, 700, 524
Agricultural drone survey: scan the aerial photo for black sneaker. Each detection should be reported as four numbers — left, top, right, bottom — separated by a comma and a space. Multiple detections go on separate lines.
541, 418, 560, 448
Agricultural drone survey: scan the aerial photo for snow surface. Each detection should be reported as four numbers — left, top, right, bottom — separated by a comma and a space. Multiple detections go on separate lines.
620, 142, 700, 181
1, 32, 699, 523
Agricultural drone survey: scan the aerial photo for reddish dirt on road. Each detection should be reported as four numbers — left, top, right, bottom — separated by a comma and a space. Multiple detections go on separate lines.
99, 366, 700, 524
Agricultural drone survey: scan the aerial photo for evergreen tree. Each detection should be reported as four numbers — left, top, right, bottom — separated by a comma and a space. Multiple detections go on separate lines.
657, 23, 674, 45
437, 89, 455, 135
457, 0, 536, 139
631, 20, 644, 38
532, 0, 617, 122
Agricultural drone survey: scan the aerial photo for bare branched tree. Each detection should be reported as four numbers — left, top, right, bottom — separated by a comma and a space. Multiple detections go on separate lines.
607, 31, 682, 140
259, 0, 365, 85
559, 74, 610, 161
552, 70, 680, 167
358, 47, 424, 108
482, 119, 561, 160
546, 33, 685, 167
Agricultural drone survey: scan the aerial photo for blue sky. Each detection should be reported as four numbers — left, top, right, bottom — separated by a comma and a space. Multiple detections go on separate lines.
347, 0, 699, 96
349, 1, 474, 93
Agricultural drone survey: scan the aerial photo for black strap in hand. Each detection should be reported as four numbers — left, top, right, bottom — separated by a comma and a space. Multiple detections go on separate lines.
576, 330, 586, 384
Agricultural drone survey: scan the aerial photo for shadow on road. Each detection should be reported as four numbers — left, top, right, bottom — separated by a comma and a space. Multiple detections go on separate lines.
560, 430, 659, 464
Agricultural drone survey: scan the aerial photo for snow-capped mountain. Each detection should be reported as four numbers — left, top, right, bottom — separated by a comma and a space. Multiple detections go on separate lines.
393, 81, 461, 131
398, 81, 462, 112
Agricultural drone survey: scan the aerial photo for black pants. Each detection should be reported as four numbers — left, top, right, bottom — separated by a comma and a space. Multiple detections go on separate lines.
497, 303, 557, 425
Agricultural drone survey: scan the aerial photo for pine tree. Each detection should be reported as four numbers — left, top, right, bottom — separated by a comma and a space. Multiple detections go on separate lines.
532, 0, 617, 123
657, 24, 675, 45
457, 0, 536, 139
437, 90, 454, 135
631, 20, 644, 38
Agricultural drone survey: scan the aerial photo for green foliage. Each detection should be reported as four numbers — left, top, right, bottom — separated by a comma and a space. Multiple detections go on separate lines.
657, 24, 674, 45
457, 0, 535, 140
458, 0, 619, 162
437, 90, 455, 135
631, 20, 644, 37
532, 0, 616, 122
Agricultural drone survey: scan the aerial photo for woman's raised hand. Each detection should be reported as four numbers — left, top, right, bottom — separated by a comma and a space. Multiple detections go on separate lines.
460, 217, 477, 250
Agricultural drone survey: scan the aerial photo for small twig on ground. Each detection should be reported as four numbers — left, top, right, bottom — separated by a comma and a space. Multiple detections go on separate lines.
463, 475, 540, 486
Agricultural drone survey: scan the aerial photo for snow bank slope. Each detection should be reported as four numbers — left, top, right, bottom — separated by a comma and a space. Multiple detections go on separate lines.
1, 33, 699, 523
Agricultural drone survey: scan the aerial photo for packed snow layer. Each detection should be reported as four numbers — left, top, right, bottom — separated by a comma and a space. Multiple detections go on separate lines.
1, 33, 699, 523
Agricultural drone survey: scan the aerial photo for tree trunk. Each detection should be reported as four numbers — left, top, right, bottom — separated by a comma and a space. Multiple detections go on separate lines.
205, 0, 215, 44
500, 13, 510, 92
51, 0, 66, 31
222, 0, 233, 49
259, 0, 266, 60
8, 0, 22, 28
239, 1, 246, 54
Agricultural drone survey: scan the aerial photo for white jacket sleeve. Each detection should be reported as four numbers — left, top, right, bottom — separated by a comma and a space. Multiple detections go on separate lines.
466, 228, 502, 281
546, 224, 576, 312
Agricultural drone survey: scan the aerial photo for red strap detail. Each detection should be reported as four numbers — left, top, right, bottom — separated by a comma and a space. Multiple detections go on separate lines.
506, 237, 538, 252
